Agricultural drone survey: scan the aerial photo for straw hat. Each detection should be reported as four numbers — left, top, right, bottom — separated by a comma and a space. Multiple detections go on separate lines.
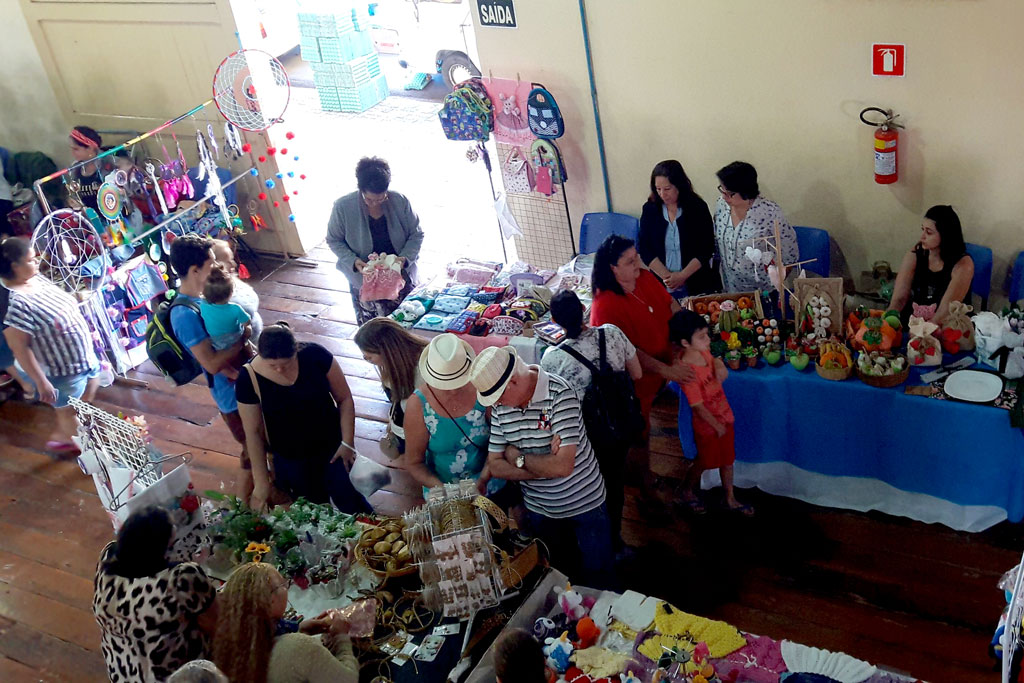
419, 333, 476, 390
469, 345, 518, 407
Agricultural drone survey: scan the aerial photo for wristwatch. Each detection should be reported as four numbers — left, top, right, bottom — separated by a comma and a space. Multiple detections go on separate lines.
515, 454, 526, 469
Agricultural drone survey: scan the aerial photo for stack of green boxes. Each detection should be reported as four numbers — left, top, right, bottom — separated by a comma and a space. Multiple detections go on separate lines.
298, 2, 388, 113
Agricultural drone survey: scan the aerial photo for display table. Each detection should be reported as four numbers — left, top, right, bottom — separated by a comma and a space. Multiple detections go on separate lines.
672, 362, 1024, 532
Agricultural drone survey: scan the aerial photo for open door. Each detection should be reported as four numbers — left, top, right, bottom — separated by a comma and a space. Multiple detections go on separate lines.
17, 0, 305, 255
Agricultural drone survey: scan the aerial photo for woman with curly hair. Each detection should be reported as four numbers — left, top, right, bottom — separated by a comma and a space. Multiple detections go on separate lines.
211, 562, 358, 683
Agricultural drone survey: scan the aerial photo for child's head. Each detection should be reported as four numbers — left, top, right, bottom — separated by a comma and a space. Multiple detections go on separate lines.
669, 309, 711, 351
203, 263, 234, 304
211, 239, 236, 272
493, 628, 546, 683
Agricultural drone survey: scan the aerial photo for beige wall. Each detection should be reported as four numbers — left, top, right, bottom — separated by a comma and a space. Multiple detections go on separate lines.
0, 0, 69, 165
472, 0, 1024, 294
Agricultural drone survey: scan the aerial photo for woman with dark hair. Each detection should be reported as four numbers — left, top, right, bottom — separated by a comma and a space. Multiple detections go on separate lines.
93, 507, 218, 682
713, 161, 799, 292
211, 562, 358, 683
326, 157, 425, 325
235, 322, 371, 513
2, 236, 100, 449
353, 317, 426, 457
638, 160, 720, 295
68, 126, 111, 212
542, 289, 641, 547
889, 205, 974, 325
590, 235, 692, 421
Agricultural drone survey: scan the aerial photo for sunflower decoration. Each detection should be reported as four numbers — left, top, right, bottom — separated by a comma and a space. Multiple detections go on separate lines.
245, 542, 272, 563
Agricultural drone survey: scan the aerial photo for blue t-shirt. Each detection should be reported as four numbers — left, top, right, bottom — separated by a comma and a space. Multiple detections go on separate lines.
199, 300, 250, 351
170, 293, 237, 413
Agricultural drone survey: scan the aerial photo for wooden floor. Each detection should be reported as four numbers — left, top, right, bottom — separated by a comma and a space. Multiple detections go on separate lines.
0, 245, 1013, 681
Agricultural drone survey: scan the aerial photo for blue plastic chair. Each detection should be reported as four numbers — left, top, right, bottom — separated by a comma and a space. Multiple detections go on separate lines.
578, 212, 640, 254
793, 226, 830, 277
965, 243, 993, 309
1008, 251, 1024, 305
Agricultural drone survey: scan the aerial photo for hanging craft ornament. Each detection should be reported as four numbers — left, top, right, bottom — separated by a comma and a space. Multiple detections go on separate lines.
212, 49, 291, 132
223, 121, 244, 159
144, 162, 170, 216
207, 123, 220, 160
96, 182, 127, 246
31, 209, 110, 297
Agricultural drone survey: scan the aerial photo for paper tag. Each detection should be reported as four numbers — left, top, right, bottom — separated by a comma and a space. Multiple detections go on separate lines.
434, 623, 460, 636
392, 641, 419, 666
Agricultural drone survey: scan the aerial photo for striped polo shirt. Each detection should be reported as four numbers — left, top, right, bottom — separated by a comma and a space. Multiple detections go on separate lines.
489, 367, 606, 519
4, 277, 96, 378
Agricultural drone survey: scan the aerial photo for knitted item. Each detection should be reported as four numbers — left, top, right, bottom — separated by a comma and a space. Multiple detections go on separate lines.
653, 602, 747, 658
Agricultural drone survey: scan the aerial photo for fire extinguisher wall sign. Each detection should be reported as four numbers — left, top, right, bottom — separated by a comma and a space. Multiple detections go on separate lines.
861, 107, 903, 185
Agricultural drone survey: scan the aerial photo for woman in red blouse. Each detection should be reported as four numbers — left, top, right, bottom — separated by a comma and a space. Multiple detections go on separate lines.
590, 236, 695, 418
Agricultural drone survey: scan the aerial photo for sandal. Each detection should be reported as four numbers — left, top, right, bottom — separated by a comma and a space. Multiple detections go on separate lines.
726, 503, 755, 517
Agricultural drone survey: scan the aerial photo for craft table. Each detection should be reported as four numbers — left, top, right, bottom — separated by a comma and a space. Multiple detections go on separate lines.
672, 361, 1024, 532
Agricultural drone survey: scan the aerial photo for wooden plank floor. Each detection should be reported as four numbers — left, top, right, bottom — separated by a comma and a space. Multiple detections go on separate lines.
0, 245, 1012, 681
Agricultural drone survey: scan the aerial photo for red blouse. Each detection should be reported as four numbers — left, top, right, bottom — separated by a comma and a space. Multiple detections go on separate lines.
590, 269, 674, 362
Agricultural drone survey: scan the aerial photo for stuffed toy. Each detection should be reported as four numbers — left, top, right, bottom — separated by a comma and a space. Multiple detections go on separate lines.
942, 300, 975, 351
912, 301, 937, 321
556, 584, 590, 621
544, 632, 574, 673
392, 299, 426, 323
574, 617, 601, 649
907, 316, 942, 366
360, 253, 405, 303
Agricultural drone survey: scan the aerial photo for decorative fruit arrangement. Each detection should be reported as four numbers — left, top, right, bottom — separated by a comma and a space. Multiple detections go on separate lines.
848, 308, 902, 352
762, 346, 783, 365
818, 342, 852, 370
755, 318, 781, 346
789, 351, 810, 371
356, 518, 414, 575
856, 351, 907, 376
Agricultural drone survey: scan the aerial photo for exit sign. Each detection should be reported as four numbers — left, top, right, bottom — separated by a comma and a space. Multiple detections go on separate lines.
872, 44, 905, 77
478, 0, 517, 28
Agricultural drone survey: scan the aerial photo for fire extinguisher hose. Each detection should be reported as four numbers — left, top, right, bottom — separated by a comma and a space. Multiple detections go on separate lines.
860, 106, 903, 129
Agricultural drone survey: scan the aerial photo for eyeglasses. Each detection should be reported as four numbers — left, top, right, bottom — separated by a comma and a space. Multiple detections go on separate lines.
717, 185, 737, 199
362, 192, 389, 206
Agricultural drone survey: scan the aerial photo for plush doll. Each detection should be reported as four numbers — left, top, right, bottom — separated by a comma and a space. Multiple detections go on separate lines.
912, 301, 937, 321
942, 300, 975, 351
907, 316, 942, 366
556, 584, 589, 621
574, 617, 601, 649
392, 299, 426, 323
544, 632, 575, 673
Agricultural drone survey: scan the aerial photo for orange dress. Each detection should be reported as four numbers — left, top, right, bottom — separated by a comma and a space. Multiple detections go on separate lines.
590, 269, 674, 421
680, 350, 736, 469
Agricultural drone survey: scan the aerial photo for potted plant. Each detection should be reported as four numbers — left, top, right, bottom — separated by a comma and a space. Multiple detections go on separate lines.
741, 346, 759, 368
725, 349, 742, 370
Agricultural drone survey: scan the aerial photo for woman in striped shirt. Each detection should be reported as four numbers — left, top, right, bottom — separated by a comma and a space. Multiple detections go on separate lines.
1, 237, 99, 449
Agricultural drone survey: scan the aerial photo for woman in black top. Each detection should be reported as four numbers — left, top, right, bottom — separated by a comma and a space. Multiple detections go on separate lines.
235, 322, 372, 513
889, 205, 974, 325
637, 160, 720, 296
68, 126, 109, 212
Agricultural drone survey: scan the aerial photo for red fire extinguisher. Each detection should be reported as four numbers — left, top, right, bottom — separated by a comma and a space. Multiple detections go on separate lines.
860, 107, 903, 184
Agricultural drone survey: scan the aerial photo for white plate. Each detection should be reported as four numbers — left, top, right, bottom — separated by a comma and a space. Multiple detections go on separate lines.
943, 369, 1004, 403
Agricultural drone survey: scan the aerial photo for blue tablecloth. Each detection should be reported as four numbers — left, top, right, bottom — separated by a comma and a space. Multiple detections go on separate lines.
672, 361, 1024, 531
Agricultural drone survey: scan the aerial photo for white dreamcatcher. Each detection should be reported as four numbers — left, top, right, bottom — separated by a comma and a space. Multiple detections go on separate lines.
31, 208, 110, 297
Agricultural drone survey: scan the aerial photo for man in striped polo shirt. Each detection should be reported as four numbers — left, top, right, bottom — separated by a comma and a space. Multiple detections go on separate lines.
469, 346, 615, 588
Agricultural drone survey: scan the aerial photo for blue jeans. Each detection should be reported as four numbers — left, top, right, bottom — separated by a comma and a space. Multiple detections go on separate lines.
21, 364, 100, 407
525, 503, 617, 589
272, 451, 372, 515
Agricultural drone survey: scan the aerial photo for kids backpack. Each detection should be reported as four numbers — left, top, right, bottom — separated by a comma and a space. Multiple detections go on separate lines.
438, 77, 494, 142
146, 296, 207, 386
530, 139, 567, 183
526, 84, 564, 139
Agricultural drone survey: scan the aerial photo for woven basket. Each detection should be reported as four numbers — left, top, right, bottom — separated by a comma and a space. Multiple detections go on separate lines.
856, 364, 910, 388
354, 542, 417, 579
816, 362, 853, 381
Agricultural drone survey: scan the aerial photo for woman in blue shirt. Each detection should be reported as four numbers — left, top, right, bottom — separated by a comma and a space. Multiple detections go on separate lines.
638, 160, 720, 296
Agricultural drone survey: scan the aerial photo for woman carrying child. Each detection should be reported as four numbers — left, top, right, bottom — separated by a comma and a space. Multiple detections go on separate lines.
669, 310, 753, 516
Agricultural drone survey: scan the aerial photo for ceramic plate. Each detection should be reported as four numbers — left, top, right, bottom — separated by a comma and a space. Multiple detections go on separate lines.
943, 369, 1004, 403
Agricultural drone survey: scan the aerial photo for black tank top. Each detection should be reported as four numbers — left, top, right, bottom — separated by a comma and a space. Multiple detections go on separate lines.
903, 247, 965, 319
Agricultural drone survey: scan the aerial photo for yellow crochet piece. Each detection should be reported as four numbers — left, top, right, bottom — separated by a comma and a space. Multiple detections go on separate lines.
637, 634, 694, 662
607, 619, 638, 642
652, 602, 746, 658
572, 647, 630, 679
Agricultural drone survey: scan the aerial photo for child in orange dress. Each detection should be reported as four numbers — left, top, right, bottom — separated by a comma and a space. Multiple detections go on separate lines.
670, 310, 753, 516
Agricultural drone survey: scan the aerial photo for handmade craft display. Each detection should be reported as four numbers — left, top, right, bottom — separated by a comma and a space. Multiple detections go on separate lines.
941, 300, 976, 353
856, 351, 910, 388
906, 315, 942, 367
815, 341, 854, 381
793, 277, 844, 339
974, 308, 1024, 378
847, 307, 903, 353
360, 252, 406, 302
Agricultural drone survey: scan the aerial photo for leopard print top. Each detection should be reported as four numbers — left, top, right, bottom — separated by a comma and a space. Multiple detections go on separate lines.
93, 542, 217, 682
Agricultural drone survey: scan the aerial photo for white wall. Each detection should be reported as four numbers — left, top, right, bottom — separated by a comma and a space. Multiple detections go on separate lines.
0, 0, 69, 165
472, 0, 1024, 292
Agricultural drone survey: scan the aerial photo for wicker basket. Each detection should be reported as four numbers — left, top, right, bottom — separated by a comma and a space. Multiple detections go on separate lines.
684, 291, 765, 320
354, 542, 418, 579
816, 363, 853, 381
856, 364, 910, 388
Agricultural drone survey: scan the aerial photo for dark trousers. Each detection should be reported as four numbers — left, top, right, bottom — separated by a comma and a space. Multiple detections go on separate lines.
350, 277, 415, 326
525, 503, 617, 590
593, 443, 628, 549
0, 199, 13, 237
273, 452, 372, 514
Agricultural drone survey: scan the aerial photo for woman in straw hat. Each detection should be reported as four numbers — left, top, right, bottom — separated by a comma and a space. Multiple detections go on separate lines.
404, 333, 494, 496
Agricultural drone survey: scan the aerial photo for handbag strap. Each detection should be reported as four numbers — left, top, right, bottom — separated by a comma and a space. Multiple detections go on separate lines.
425, 386, 476, 445
560, 337, 600, 378
244, 363, 271, 448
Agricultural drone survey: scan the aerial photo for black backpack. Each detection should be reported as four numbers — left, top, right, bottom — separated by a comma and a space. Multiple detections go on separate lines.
560, 328, 644, 449
146, 296, 206, 386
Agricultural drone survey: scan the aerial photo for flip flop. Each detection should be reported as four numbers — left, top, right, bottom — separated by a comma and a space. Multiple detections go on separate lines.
726, 503, 755, 517
46, 440, 81, 455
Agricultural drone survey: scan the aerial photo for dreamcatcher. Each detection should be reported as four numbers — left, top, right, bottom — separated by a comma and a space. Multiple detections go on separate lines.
212, 49, 290, 132
96, 182, 128, 246
31, 208, 110, 296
